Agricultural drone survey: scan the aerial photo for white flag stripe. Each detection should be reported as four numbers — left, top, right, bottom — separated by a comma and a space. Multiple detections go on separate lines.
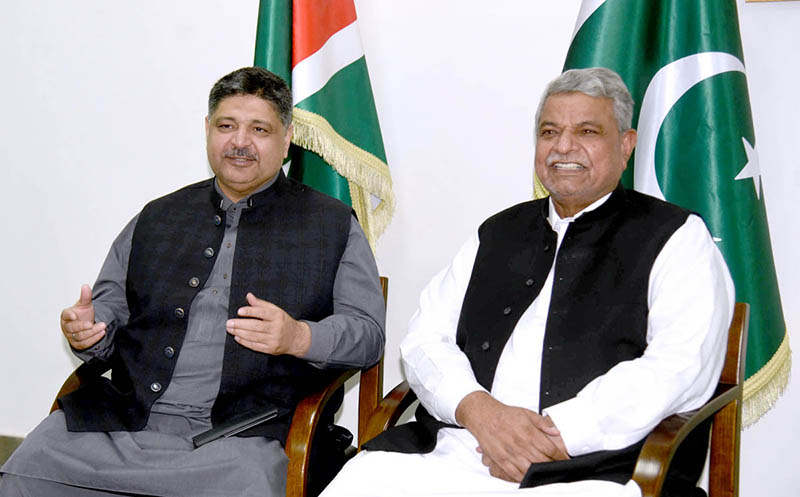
291, 20, 364, 105
633, 52, 745, 199
572, 0, 606, 42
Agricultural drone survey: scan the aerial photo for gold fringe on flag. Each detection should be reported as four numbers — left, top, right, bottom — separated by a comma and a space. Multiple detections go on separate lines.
533, 173, 549, 200
743, 331, 792, 427
291, 107, 395, 248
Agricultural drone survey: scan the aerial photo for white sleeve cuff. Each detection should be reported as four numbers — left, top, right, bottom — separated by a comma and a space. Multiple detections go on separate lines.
543, 397, 603, 456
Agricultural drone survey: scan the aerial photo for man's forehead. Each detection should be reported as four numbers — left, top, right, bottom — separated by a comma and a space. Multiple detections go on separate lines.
210, 94, 280, 121
539, 92, 615, 125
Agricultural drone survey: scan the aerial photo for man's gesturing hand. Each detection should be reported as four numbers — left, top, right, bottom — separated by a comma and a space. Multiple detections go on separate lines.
226, 293, 312, 357
455, 391, 569, 483
60, 284, 106, 350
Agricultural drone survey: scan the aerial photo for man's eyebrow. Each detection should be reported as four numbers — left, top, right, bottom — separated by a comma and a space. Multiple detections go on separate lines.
211, 116, 275, 128
249, 119, 275, 127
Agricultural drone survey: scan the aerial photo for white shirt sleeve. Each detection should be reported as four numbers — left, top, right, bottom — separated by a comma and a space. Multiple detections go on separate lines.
544, 215, 735, 455
400, 232, 486, 425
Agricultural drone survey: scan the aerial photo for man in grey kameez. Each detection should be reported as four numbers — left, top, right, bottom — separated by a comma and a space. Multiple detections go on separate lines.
0, 67, 386, 497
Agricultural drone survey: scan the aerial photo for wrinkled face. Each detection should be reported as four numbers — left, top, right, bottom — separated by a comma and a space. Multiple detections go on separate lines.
205, 94, 292, 202
534, 92, 636, 218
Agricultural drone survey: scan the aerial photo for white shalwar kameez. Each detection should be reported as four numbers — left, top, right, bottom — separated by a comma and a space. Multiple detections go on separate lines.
321, 195, 734, 497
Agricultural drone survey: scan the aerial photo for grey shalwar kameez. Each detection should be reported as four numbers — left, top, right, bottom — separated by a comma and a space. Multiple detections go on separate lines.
0, 177, 385, 497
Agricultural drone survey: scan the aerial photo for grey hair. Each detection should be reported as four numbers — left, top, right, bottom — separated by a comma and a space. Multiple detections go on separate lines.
207, 67, 292, 128
534, 67, 634, 134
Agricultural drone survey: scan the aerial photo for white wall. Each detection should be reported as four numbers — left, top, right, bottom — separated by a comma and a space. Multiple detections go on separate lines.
1, 1, 797, 495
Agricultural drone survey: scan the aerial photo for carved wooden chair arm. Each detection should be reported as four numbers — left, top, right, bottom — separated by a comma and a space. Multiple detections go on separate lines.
50, 369, 84, 414
358, 379, 417, 449
632, 383, 739, 497
285, 367, 359, 497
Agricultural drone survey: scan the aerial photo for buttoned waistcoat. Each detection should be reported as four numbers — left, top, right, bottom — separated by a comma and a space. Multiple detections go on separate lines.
59, 172, 352, 444
366, 186, 709, 495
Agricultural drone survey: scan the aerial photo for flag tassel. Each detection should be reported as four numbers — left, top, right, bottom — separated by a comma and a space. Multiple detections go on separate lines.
292, 107, 395, 245
743, 331, 792, 427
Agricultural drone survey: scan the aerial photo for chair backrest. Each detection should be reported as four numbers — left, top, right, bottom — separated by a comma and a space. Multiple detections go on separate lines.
632, 302, 749, 497
356, 277, 387, 447
709, 301, 749, 497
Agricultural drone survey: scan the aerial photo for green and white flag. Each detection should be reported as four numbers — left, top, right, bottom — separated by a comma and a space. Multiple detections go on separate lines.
557, 0, 789, 426
254, 0, 394, 247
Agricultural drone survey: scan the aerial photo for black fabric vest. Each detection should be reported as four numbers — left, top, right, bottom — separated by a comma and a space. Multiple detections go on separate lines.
59, 172, 352, 444
366, 187, 709, 495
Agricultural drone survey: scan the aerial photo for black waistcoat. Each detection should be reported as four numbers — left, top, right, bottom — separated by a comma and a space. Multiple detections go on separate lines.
458, 186, 688, 409
366, 187, 708, 495
59, 172, 352, 444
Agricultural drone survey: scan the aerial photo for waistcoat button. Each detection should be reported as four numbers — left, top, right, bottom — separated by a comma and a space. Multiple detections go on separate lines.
204, 247, 215, 258
481, 341, 490, 351
525, 278, 535, 287
164, 346, 175, 359
188, 277, 200, 288
174, 307, 185, 319
150, 382, 162, 393
214, 215, 222, 226
503, 306, 512, 315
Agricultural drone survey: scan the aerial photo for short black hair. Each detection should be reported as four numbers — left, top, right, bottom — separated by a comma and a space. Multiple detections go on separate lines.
208, 67, 292, 128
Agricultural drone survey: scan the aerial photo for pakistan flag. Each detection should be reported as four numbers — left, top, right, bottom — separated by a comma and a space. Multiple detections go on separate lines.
561, 0, 789, 426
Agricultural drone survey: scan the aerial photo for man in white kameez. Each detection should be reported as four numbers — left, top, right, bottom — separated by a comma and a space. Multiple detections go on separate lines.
321, 68, 734, 497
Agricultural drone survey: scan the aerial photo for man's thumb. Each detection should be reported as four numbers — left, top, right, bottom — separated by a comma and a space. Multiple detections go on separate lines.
78, 284, 93, 306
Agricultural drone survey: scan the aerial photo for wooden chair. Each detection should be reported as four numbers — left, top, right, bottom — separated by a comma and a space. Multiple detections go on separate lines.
632, 302, 749, 497
358, 302, 750, 497
51, 277, 389, 497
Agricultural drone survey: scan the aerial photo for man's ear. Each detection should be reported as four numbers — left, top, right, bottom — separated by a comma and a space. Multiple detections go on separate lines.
283, 122, 293, 158
205, 116, 210, 137
621, 128, 637, 163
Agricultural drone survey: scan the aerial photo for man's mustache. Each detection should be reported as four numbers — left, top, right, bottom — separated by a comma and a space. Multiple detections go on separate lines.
224, 148, 258, 160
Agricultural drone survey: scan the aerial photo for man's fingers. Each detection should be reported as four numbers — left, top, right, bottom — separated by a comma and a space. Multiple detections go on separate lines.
68, 323, 106, 350
71, 331, 105, 350
62, 284, 95, 332
226, 319, 279, 351
232, 335, 277, 355
236, 306, 279, 321
521, 412, 568, 459
62, 320, 96, 334
68, 322, 105, 340
226, 321, 266, 340
244, 292, 280, 309
226, 317, 273, 334
532, 413, 561, 437
534, 435, 569, 461
237, 296, 283, 322
61, 308, 78, 323
514, 425, 567, 462
482, 453, 525, 483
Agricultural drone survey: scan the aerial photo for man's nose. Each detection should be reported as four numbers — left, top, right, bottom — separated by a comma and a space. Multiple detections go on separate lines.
231, 128, 251, 147
553, 131, 576, 153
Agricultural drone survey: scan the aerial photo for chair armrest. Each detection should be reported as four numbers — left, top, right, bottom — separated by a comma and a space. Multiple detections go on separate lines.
632, 383, 739, 497
50, 369, 82, 414
359, 380, 418, 449
285, 368, 359, 497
